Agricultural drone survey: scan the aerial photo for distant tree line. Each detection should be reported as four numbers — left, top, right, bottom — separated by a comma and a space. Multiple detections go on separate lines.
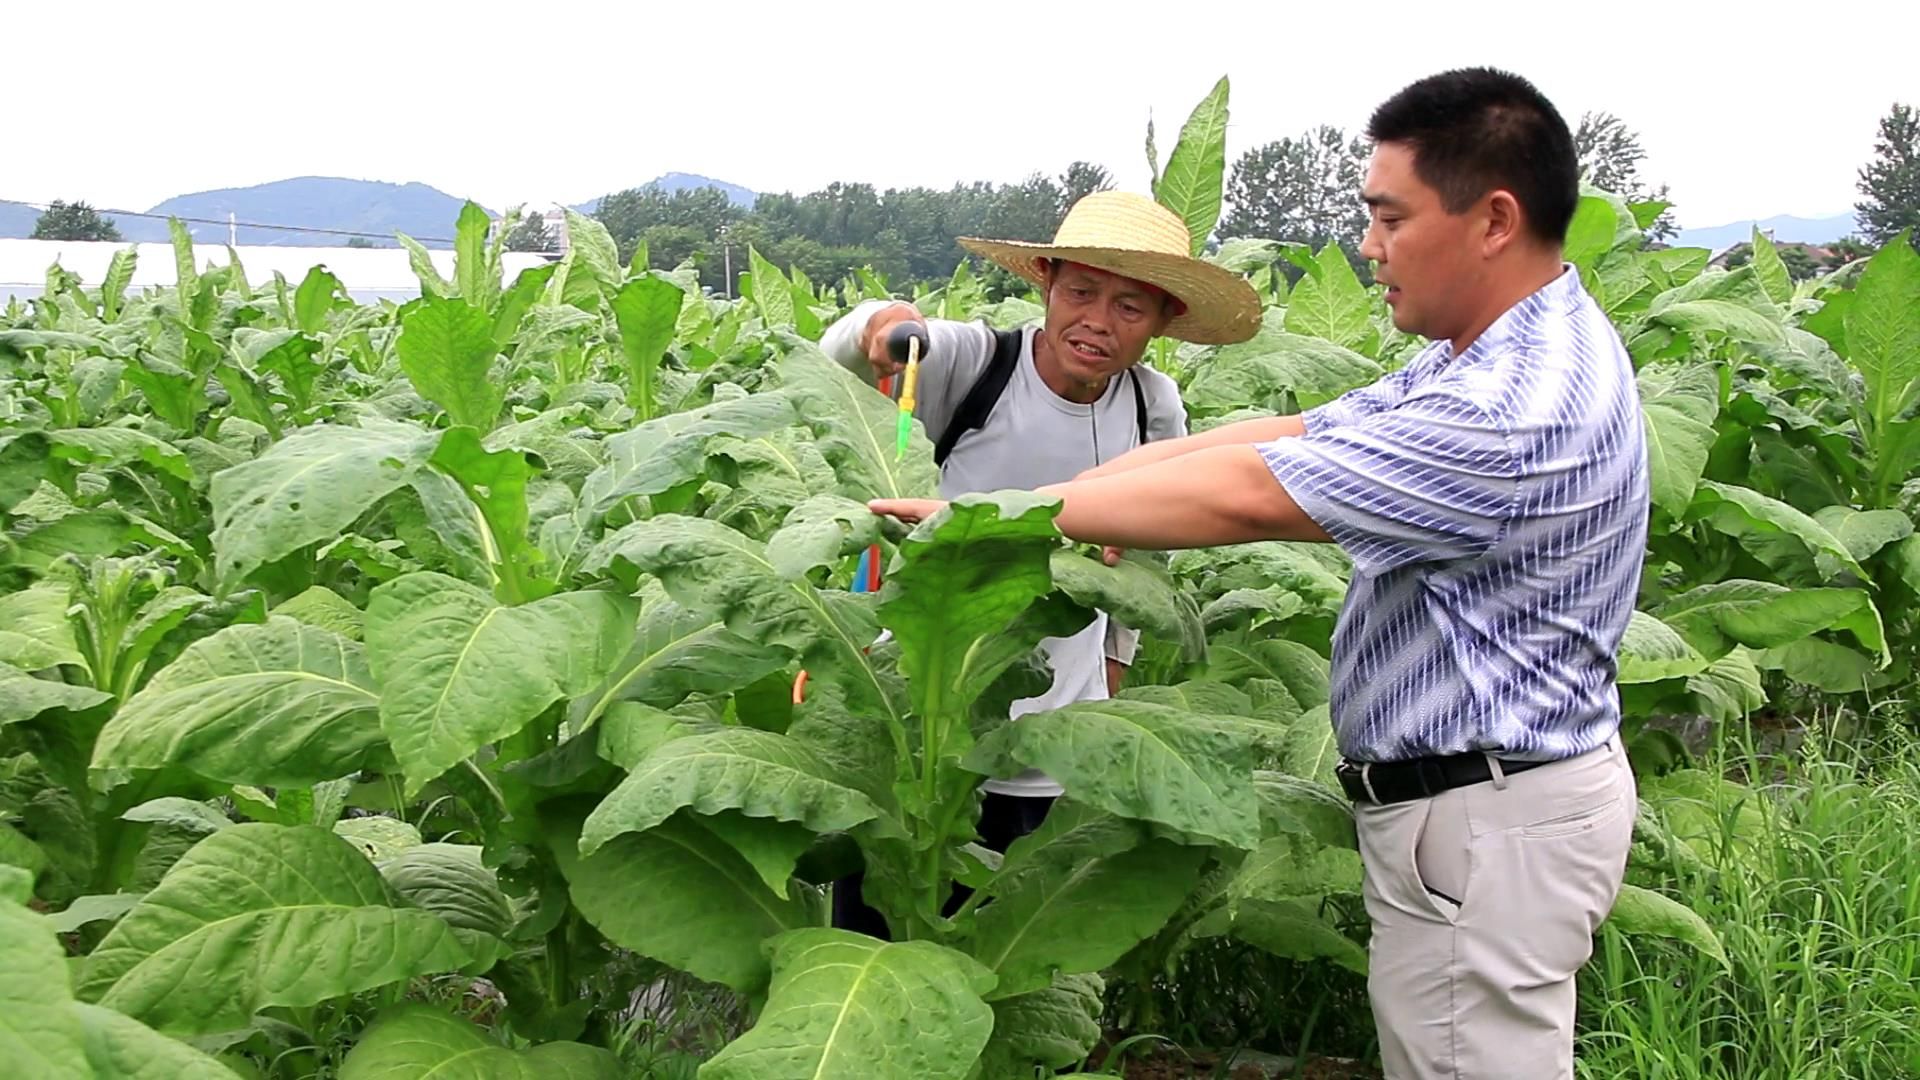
32, 101, 1915, 283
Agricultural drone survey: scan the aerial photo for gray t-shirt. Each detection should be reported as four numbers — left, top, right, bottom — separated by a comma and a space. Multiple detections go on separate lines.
820, 301, 1189, 796
820, 300, 1189, 497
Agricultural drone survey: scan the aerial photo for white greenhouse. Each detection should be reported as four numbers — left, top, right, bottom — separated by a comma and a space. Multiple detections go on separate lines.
0, 238, 553, 305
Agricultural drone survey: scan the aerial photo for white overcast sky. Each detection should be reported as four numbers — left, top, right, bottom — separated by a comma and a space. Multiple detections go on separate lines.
11, 0, 1916, 229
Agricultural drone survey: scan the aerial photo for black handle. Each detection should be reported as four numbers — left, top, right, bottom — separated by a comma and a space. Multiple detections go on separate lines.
886, 321, 930, 365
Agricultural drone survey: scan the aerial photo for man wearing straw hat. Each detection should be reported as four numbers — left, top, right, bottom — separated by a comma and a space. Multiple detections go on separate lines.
821, 190, 1261, 930
873, 68, 1645, 1079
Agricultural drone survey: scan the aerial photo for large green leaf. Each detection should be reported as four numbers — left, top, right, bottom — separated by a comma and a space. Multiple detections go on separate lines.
1846, 239, 1920, 441
1225, 833, 1363, 904
1752, 637, 1883, 694
748, 248, 797, 328
879, 493, 1064, 738
560, 209, 622, 298
1279, 704, 1339, 786
425, 426, 555, 602
1252, 770, 1354, 849
1689, 481, 1866, 582
293, 264, 344, 334
975, 973, 1106, 1078
0, 878, 88, 1076
588, 515, 837, 656
1121, 679, 1256, 718
210, 419, 442, 589
1748, 228, 1794, 306
366, 573, 636, 794
1653, 580, 1887, 665
1049, 549, 1206, 662
700, 928, 997, 1080
550, 813, 812, 994
398, 234, 449, 298
1639, 363, 1720, 517
340, 1004, 622, 1080
376, 843, 513, 945
1153, 75, 1230, 255
778, 345, 940, 501
1603, 883, 1729, 968
1190, 895, 1367, 974
1172, 542, 1349, 615
1563, 196, 1620, 269
5, 882, 240, 1076
272, 585, 365, 641
1617, 610, 1711, 683
395, 296, 505, 431
1185, 327, 1381, 412
453, 201, 494, 308
766, 494, 883, 582
1811, 504, 1913, 563
74, 1001, 244, 1078
966, 699, 1262, 850
75, 824, 469, 1037
0, 583, 84, 670
1205, 639, 1332, 708
0, 431, 49, 512
1647, 298, 1787, 347
48, 427, 195, 485
1284, 244, 1375, 355
694, 811, 820, 900
609, 274, 685, 419
333, 816, 424, 863
570, 600, 790, 731
0, 661, 111, 727
578, 392, 797, 519
971, 804, 1206, 998
579, 728, 882, 855
90, 618, 385, 788
1685, 648, 1766, 723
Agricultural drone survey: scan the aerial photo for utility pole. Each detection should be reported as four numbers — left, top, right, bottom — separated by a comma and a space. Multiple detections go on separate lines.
720, 224, 732, 299
228, 212, 237, 247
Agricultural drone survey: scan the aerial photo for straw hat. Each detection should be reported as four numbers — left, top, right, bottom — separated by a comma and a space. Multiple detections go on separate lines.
958, 190, 1262, 345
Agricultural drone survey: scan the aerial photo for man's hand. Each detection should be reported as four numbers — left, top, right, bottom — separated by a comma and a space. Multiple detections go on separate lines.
860, 302, 926, 381
868, 498, 948, 525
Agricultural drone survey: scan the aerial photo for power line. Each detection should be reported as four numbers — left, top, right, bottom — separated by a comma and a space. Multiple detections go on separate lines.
2, 198, 457, 245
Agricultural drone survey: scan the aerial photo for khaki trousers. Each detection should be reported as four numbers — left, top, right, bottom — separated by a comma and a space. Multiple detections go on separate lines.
1354, 739, 1636, 1079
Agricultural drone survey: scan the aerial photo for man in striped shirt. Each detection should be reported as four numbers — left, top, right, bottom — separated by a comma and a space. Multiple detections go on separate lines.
873, 67, 1646, 1079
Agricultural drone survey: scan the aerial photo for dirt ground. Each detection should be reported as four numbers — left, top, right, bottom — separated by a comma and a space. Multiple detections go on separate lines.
1083, 1043, 1384, 1079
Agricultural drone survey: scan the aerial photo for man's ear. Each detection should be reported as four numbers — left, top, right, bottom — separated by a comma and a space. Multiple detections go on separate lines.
1036, 257, 1057, 294
1484, 190, 1524, 256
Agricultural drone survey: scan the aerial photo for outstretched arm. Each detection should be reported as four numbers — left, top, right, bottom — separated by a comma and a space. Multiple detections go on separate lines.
872, 443, 1330, 551
1076, 413, 1306, 480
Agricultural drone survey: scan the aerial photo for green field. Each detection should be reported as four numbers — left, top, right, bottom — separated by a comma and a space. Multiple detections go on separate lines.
3, 83, 1918, 1080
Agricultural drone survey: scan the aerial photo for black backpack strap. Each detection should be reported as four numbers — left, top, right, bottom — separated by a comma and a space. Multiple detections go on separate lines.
933, 326, 1024, 467
1129, 368, 1150, 446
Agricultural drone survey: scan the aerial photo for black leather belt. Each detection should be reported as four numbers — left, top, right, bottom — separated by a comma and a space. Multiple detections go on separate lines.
1335, 752, 1551, 805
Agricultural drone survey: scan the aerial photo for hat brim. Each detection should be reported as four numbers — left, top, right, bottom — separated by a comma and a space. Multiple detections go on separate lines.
957, 236, 1263, 345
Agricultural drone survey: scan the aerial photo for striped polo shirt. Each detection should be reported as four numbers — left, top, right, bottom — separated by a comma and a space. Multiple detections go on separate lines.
1257, 266, 1649, 764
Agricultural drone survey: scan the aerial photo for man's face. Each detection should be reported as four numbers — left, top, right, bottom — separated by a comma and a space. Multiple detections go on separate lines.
1040, 262, 1173, 384
1359, 141, 1486, 344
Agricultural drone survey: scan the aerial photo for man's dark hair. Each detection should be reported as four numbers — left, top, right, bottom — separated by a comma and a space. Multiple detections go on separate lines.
1366, 67, 1579, 243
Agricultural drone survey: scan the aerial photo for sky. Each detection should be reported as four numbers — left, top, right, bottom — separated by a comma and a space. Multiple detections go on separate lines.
11, 0, 1917, 230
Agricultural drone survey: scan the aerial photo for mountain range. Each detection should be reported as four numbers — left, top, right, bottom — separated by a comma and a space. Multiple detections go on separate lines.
0, 173, 758, 248
2, 175, 1858, 254
1672, 212, 1858, 253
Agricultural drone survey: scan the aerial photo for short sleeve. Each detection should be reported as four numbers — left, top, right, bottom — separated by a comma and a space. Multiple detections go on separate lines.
1258, 389, 1516, 575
